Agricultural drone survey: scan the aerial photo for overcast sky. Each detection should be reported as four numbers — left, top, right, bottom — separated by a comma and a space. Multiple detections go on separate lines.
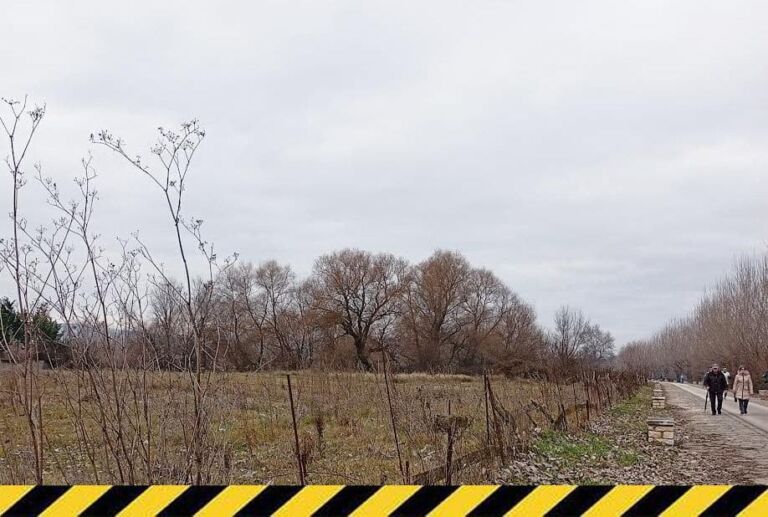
2, 0, 767, 345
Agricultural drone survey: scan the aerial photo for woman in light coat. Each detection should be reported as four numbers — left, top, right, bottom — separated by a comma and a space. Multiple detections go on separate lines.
732, 366, 754, 415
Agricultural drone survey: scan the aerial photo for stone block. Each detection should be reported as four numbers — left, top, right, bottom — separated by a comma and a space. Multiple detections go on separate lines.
647, 417, 674, 446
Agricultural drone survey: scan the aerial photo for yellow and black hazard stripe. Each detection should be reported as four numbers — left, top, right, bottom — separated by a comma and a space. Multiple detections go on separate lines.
1, 485, 767, 516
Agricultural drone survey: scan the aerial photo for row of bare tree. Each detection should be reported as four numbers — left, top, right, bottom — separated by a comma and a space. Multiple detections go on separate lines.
6, 245, 616, 375
618, 253, 768, 387
202, 250, 544, 373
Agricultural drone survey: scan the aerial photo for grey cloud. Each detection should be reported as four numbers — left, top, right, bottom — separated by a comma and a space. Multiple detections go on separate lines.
2, 0, 767, 345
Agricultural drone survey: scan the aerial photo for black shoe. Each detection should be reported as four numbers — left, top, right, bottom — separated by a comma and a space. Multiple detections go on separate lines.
712, 412, 716, 415
718, 411, 722, 414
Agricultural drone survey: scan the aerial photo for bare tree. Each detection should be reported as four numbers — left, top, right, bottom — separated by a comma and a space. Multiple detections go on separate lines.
0, 97, 47, 482
311, 249, 409, 371
93, 120, 220, 484
256, 261, 301, 368
454, 267, 510, 369
548, 306, 590, 372
581, 323, 615, 368
401, 250, 471, 371
218, 262, 271, 369
484, 296, 545, 374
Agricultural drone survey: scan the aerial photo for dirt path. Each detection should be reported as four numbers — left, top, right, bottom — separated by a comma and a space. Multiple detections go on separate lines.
664, 382, 768, 484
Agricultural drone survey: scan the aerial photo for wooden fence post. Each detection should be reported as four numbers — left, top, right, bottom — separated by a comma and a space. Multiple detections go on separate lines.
286, 374, 305, 485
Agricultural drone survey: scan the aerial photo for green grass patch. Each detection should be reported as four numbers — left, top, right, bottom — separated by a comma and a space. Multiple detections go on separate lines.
610, 386, 651, 417
617, 450, 640, 466
533, 429, 612, 465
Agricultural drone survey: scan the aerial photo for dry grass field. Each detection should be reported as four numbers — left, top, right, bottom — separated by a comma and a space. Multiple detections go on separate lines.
0, 369, 606, 484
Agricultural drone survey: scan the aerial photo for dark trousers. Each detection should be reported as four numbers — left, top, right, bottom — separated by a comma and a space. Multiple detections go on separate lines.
709, 390, 723, 414
738, 398, 750, 414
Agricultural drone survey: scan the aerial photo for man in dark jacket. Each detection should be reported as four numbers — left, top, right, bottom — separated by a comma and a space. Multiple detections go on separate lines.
703, 363, 728, 415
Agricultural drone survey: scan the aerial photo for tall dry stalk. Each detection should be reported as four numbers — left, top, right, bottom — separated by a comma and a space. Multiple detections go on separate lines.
94, 121, 223, 484
1, 96, 47, 483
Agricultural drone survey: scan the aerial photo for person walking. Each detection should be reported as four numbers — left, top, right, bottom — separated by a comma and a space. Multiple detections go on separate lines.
732, 366, 754, 415
703, 364, 728, 415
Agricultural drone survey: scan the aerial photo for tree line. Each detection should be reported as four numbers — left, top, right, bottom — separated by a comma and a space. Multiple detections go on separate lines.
3, 247, 616, 375
618, 252, 768, 387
